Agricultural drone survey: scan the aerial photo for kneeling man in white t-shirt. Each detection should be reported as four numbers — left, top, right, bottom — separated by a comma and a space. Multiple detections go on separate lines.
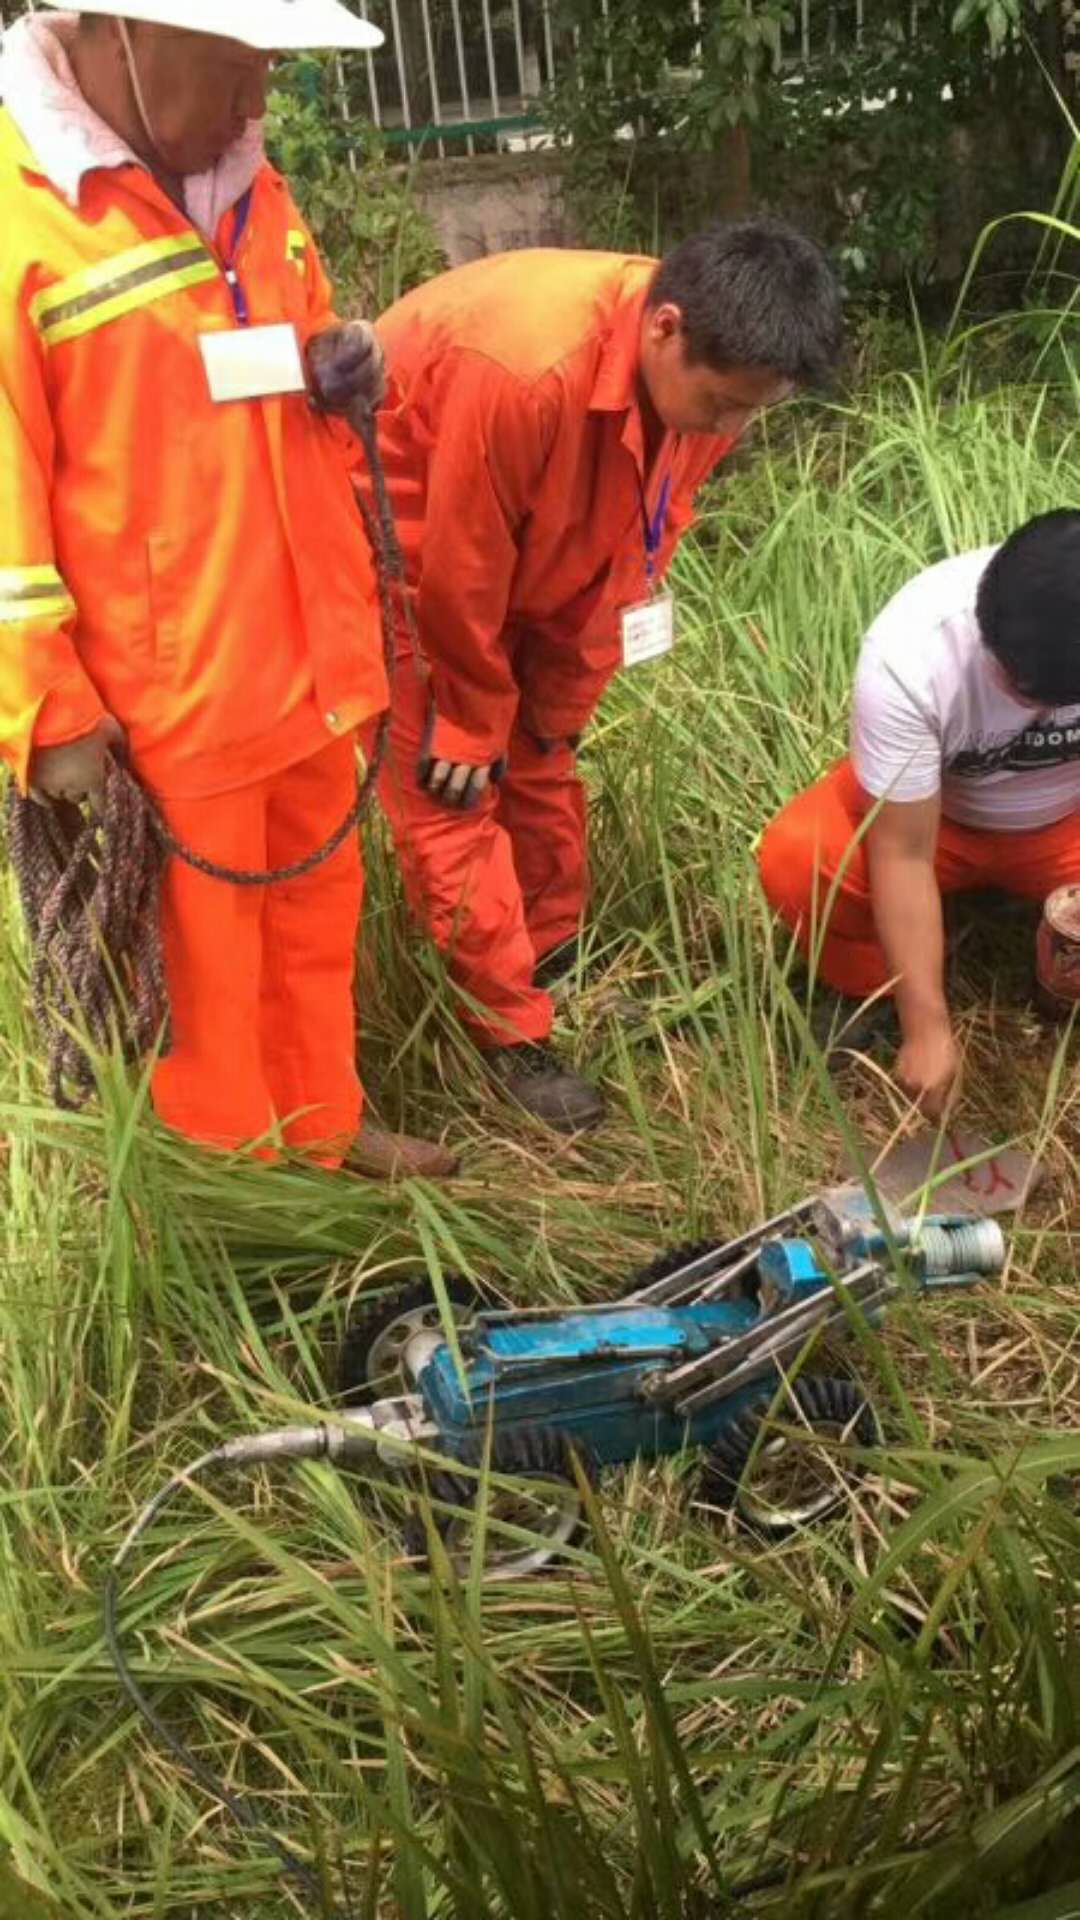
759, 510, 1080, 1118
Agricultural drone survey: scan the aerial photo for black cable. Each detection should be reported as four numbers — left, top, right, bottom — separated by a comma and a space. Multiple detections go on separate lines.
105, 1419, 383, 1915
104, 1441, 335, 1913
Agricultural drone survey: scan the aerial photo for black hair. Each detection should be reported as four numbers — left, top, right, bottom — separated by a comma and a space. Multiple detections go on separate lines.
976, 509, 1080, 704
646, 217, 843, 387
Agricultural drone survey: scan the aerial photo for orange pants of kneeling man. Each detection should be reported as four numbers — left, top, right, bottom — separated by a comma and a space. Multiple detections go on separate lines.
758, 758, 1080, 997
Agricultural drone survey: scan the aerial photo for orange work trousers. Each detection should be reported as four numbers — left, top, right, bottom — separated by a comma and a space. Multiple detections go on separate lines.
377, 648, 587, 1047
151, 735, 364, 1159
758, 757, 1080, 998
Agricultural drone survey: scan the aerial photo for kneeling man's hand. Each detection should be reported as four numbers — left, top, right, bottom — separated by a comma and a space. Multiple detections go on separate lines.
895, 1016, 960, 1122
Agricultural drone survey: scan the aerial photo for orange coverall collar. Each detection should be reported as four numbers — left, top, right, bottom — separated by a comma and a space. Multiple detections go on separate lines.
588, 279, 663, 480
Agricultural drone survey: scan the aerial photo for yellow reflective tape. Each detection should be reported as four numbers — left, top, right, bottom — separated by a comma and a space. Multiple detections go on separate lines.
30, 233, 213, 329
0, 564, 66, 594
40, 257, 220, 347
32, 237, 221, 347
0, 592, 75, 626
0, 565, 75, 625
287, 229, 307, 253
38, 255, 220, 345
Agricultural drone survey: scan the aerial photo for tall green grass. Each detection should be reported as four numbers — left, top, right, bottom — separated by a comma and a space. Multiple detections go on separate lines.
2, 338, 1080, 1917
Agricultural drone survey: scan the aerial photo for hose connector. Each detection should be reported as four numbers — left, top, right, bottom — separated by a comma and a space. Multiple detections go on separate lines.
217, 1414, 381, 1468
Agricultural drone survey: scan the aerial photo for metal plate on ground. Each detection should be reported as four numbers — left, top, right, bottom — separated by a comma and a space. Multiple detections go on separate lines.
846, 1128, 1044, 1215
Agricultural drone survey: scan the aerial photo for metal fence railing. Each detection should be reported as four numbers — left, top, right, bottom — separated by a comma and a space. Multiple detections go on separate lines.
0, 1, 989, 163
344, 0, 556, 158
344, 0, 883, 160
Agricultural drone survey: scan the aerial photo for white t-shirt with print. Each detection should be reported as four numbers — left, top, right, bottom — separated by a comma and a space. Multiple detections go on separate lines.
851, 546, 1080, 832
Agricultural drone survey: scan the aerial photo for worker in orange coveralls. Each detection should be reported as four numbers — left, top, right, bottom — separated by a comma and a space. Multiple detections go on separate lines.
0, 0, 456, 1177
366, 226, 844, 1130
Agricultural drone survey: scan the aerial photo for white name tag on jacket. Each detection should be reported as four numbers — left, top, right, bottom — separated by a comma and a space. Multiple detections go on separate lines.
199, 324, 307, 402
621, 591, 675, 669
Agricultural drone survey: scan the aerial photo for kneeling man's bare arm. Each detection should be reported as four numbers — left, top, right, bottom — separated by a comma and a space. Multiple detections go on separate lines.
865, 790, 960, 1120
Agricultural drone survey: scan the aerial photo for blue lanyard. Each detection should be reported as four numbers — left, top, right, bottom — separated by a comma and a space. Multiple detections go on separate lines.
223, 187, 253, 325
641, 470, 672, 587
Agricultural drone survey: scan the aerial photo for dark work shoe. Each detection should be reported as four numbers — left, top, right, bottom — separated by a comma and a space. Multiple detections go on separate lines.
483, 1042, 606, 1132
533, 937, 642, 1025
532, 937, 583, 990
809, 991, 899, 1059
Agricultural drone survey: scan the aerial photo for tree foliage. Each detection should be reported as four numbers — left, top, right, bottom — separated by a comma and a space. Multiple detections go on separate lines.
265, 57, 444, 314
544, 0, 1063, 280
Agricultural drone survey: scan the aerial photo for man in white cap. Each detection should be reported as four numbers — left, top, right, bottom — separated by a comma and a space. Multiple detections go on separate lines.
0, 2, 457, 1176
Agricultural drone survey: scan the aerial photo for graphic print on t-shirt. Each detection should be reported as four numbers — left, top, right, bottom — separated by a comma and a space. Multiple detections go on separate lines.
949, 718, 1080, 779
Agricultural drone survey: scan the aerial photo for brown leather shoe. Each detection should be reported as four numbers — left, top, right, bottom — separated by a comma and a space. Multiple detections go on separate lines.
345, 1118, 459, 1180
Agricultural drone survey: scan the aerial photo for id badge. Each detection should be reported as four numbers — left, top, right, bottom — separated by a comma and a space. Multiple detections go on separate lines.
621, 590, 675, 669
199, 323, 307, 402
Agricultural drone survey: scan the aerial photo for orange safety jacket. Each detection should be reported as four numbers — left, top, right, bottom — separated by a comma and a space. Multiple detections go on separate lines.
369, 249, 734, 766
0, 108, 385, 797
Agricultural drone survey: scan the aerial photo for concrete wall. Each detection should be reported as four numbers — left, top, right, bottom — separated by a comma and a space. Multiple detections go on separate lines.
413, 151, 571, 267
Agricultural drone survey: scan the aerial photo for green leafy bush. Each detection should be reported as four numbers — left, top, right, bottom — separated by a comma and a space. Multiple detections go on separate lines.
266, 56, 446, 315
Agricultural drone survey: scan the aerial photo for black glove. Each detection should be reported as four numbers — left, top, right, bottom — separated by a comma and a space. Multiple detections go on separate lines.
307, 321, 386, 415
416, 754, 507, 810
531, 732, 582, 755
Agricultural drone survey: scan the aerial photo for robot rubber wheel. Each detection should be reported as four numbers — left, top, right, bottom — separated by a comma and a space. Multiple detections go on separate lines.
699, 1375, 878, 1536
340, 1276, 484, 1401
405, 1425, 600, 1578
